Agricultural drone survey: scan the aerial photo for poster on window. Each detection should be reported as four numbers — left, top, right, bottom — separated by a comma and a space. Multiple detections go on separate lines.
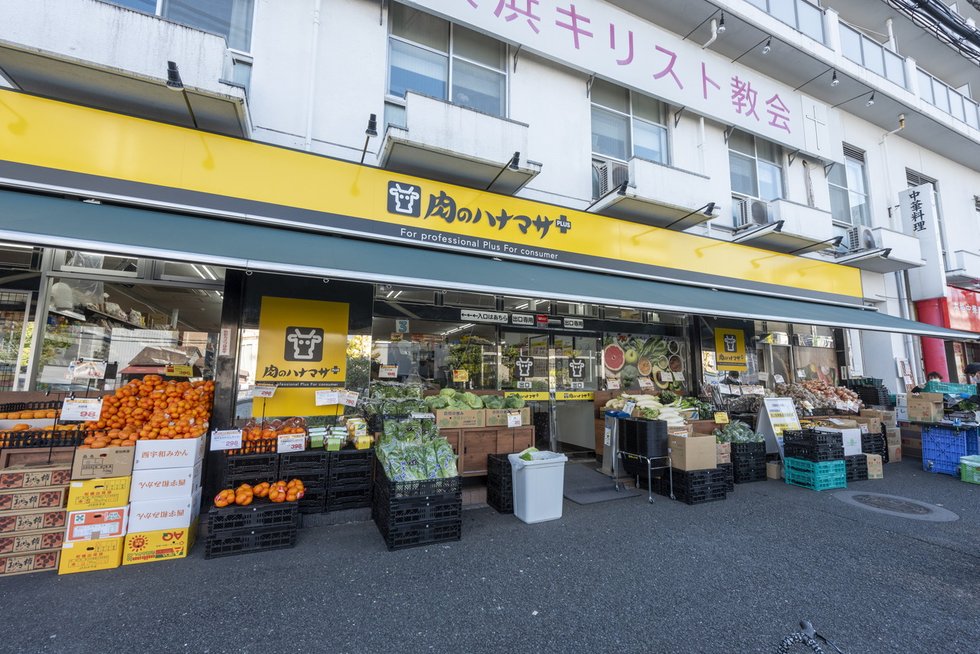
601, 333, 687, 391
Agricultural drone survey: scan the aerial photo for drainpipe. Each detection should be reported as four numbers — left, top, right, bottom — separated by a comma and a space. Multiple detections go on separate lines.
701, 19, 718, 50
303, 0, 323, 151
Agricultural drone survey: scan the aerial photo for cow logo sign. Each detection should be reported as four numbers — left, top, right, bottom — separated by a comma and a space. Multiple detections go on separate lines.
284, 327, 324, 362
387, 181, 422, 217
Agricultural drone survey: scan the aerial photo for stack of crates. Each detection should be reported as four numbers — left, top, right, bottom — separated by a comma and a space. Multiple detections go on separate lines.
325, 450, 374, 511
861, 431, 887, 461
205, 501, 299, 559
372, 466, 461, 551
784, 458, 847, 491
486, 454, 513, 514
219, 452, 278, 489
922, 425, 980, 476
278, 451, 328, 514
844, 454, 868, 482
783, 429, 845, 462
731, 441, 767, 483
656, 468, 727, 505
716, 462, 735, 492
783, 430, 846, 491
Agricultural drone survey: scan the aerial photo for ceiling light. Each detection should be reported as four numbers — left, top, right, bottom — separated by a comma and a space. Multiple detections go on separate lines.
718, 13, 726, 33
866, 92, 875, 107
831, 70, 839, 86
762, 38, 771, 55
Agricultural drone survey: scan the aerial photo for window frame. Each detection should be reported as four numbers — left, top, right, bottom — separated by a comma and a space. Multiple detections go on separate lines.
589, 82, 671, 166
104, 0, 254, 53
727, 130, 784, 202
385, 7, 509, 126
828, 147, 871, 229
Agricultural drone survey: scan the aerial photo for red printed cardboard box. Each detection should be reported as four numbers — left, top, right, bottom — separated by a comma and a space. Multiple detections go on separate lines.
0, 464, 71, 490
0, 528, 64, 554
0, 486, 68, 514
0, 548, 60, 577
123, 524, 196, 566
64, 506, 129, 542
0, 508, 66, 536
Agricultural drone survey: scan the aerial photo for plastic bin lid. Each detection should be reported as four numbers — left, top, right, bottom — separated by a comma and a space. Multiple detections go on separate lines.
507, 451, 568, 468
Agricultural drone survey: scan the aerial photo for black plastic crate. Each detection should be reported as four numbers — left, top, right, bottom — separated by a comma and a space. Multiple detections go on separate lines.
373, 465, 462, 501
783, 442, 844, 462
669, 467, 727, 490
279, 450, 328, 474
674, 485, 727, 506
325, 485, 372, 511
846, 467, 868, 482
730, 441, 767, 457
487, 453, 513, 481
376, 517, 461, 551
733, 466, 767, 484
205, 526, 297, 559
285, 471, 328, 489
717, 463, 735, 493
207, 500, 300, 536
783, 430, 844, 447
0, 429, 85, 449
0, 400, 62, 413
328, 449, 374, 471
220, 453, 278, 477
486, 484, 513, 514
298, 486, 326, 514
375, 492, 461, 527
328, 467, 373, 487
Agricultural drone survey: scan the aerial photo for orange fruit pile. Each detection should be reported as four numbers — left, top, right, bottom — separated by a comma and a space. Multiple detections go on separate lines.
79, 375, 214, 448
212, 479, 306, 507
229, 418, 307, 454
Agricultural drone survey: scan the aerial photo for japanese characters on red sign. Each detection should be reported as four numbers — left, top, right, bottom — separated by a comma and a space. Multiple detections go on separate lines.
946, 287, 980, 333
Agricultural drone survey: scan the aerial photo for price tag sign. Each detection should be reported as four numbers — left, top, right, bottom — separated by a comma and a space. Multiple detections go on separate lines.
623, 400, 637, 415
410, 412, 436, 420
253, 385, 277, 399
452, 369, 469, 383
165, 364, 194, 377
210, 429, 243, 451
606, 378, 620, 390
506, 411, 523, 428
277, 434, 306, 453
638, 377, 655, 389
672, 371, 685, 382
343, 391, 360, 407
68, 360, 107, 381
379, 365, 398, 379
60, 398, 103, 422
570, 381, 585, 389
658, 371, 674, 383
516, 380, 532, 389
713, 412, 730, 425
314, 389, 341, 406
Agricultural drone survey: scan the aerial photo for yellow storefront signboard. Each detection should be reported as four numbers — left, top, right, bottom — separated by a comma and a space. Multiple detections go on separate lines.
505, 391, 549, 402
555, 391, 595, 401
0, 91, 863, 302
253, 297, 349, 417
715, 328, 748, 371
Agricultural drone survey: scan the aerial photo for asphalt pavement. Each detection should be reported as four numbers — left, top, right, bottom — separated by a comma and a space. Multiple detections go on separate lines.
2, 458, 978, 653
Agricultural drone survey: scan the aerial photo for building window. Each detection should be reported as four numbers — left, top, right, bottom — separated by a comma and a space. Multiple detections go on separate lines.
387, 3, 507, 124
590, 79, 669, 164
104, 1, 255, 52
828, 146, 870, 231
728, 129, 783, 201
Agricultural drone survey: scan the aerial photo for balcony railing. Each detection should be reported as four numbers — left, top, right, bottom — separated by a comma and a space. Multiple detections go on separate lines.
746, 0, 825, 44
839, 23, 908, 89
917, 68, 980, 130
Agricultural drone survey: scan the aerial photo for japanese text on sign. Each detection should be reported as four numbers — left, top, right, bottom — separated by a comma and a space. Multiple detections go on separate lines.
60, 398, 103, 422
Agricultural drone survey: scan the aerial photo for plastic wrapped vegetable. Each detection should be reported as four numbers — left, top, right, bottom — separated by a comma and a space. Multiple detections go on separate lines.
504, 395, 525, 409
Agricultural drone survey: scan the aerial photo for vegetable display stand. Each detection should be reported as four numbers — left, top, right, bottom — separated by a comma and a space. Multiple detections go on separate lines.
783, 458, 846, 491
922, 425, 980, 476
486, 453, 513, 514
204, 501, 299, 559
372, 465, 461, 551
730, 442, 767, 484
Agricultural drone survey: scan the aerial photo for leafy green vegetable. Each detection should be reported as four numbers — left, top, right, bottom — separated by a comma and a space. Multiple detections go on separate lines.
461, 392, 484, 409
712, 420, 763, 443
439, 387, 457, 398
504, 395, 525, 409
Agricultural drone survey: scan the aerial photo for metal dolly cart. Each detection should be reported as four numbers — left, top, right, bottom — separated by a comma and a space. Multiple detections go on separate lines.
616, 451, 674, 503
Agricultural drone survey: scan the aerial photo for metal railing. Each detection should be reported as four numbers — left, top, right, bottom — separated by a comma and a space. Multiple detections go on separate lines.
917, 68, 980, 130
839, 23, 908, 89
746, 0, 825, 43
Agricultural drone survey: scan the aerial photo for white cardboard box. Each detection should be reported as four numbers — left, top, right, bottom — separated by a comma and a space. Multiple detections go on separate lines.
817, 428, 863, 456
128, 461, 203, 502
133, 435, 205, 471
127, 488, 202, 533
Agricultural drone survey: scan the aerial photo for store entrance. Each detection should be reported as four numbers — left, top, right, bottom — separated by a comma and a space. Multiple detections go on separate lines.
500, 329, 599, 453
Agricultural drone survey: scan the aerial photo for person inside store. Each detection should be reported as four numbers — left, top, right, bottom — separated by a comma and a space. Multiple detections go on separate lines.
721, 370, 742, 385
911, 371, 943, 393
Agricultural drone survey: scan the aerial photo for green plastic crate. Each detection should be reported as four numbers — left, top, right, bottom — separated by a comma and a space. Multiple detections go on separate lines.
922, 381, 977, 397
960, 455, 980, 485
783, 457, 847, 491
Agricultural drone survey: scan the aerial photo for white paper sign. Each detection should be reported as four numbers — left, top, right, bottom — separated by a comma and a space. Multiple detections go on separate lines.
314, 390, 341, 406
343, 391, 360, 407
68, 360, 106, 381
658, 371, 674, 383
253, 385, 277, 399
507, 411, 523, 428
672, 371, 685, 382
379, 365, 398, 379
219, 327, 232, 357
517, 380, 532, 389
638, 377, 655, 389
210, 429, 243, 451
623, 400, 637, 415
60, 398, 103, 422
758, 397, 802, 459
277, 434, 306, 453
570, 381, 585, 389
774, 374, 786, 383
606, 378, 620, 390
410, 412, 436, 420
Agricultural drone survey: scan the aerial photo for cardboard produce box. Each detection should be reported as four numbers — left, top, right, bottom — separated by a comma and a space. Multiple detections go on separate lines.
866, 454, 883, 479
715, 441, 731, 464
766, 461, 782, 480
0, 447, 74, 470
862, 409, 897, 428
0, 508, 66, 537
0, 548, 60, 577
0, 528, 64, 554
129, 461, 202, 502
66, 476, 131, 511
127, 487, 202, 533
484, 408, 531, 427
58, 537, 123, 575
907, 393, 944, 423
122, 523, 196, 566
668, 433, 717, 471
0, 486, 68, 514
0, 464, 71, 490
887, 444, 902, 463
65, 507, 129, 542
853, 416, 881, 436
886, 427, 902, 448
71, 447, 134, 480
133, 435, 205, 471
817, 428, 862, 456
434, 409, 485, 429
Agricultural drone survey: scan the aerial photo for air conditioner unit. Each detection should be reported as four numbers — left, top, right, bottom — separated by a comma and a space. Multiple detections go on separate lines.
846, 225, 878, 252
592, 159, 629, 199
735, 198, 771, 228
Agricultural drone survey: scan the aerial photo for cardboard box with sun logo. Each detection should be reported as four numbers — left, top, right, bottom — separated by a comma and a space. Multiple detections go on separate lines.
122, 524, 197, 566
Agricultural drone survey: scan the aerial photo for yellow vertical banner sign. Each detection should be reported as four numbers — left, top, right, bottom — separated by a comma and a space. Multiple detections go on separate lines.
714, 328, 748, 371
253, 297, 349, 417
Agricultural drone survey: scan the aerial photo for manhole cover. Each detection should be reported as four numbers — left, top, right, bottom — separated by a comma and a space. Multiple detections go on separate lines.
832, 492, 959, 522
